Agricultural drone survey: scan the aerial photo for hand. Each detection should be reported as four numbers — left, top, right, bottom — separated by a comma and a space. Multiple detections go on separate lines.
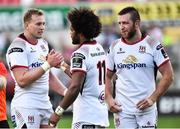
47, 49, 64, 67
49, 113, 61, 127
107, 97, 122, 113
137, 98, 154, 110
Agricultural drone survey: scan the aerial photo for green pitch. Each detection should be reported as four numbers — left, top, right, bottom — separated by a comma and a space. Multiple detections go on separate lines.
57, 114, 180, 128
8, 114, 180, 128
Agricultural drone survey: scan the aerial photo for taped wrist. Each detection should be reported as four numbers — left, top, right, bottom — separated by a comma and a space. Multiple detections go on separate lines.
59, 61, 66, 72
55, 106, 64, 116
63, 89, 67, 96
41, 61, 50, 72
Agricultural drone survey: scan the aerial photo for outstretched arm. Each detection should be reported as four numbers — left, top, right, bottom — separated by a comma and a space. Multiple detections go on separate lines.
59, 61, 71, 78
49, 71, 85, 127
12, 50, 64, 88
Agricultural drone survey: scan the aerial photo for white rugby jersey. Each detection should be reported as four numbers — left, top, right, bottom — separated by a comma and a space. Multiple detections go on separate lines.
70, 41, 109, 127
107, 35, 169, 114
6, 33, 52, 109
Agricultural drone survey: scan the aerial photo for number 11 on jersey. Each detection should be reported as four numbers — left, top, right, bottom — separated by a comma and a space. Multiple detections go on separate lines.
97, 60, 106, 85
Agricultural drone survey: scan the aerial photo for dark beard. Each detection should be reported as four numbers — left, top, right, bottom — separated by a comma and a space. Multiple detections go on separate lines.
72, 34, 80, 45
127, 26, 136, 39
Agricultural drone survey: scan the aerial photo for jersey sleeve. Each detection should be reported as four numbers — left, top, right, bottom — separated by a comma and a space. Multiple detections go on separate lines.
106, 42, 116, 71
6, 40, 28, 70
153, 40, 169, 67
70, 50, 87, 73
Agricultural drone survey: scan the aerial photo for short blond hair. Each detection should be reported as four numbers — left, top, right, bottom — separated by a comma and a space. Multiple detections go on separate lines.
23, 8, 44, 24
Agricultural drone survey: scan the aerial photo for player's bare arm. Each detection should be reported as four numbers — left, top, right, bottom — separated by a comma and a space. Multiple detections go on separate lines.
106, 70, 122, 113
59, 61, 71, 78
49, 70, 67, 96
12, 50, 63, 88
137, 61, 174, 110
49, 71, 85, 127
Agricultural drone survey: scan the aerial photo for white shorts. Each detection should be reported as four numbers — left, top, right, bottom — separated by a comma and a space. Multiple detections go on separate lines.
11, 107, 53, 129
114, 109, 158, 129
72, 122, 105, 129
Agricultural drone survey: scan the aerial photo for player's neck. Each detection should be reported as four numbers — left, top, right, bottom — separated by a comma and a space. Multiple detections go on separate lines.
124, 30, 142, 44
80, 37, 93, 44
24, 31, 38, 45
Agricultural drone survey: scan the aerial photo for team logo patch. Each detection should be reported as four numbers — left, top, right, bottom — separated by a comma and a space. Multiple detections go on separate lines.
72, 53, 85, 68
40, 45, 47, 52
28, 115, 34, 124
8, 47, 23, 54
72, 58, 83, 68
139, 46, 146, 53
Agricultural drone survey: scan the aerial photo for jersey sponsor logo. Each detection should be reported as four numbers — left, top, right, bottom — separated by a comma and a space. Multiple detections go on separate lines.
31, 62, 43, 68
8, 47, 23, 54
90, 51, 105, 57
30, 47, 36, 52
123, 55, 137, 64
117, 47, 125, 54
117, 63, 146, 69
161, 49, 168, 58
156, 44, 163, 50
98, 91, 105, 104
117, 55, 146, 69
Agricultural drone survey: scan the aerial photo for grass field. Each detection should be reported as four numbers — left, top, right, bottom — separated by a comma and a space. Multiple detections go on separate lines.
8, 114, 180, 128
57, 114, 180, 128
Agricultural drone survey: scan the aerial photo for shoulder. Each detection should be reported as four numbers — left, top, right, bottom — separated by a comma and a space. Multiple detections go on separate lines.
72, 48, 86, 60
7, 37, 26, 55
108, 39, 120, 53
76, 45, 89, 56
10, 37, 26, 48
144, 35, 160, 48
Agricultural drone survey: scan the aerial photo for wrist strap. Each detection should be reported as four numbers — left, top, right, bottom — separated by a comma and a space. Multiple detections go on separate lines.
55, 106, 64, 116
60, 66, 66, 72
41, 61, 50, 72
63, 89, 68, 96
59, 61, 66, 72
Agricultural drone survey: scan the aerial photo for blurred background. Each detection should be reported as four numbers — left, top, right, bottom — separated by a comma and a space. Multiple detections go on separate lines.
0, 0, 180, 128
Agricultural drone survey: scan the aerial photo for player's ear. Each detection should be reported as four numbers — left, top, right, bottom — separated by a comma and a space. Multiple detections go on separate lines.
24, 22, 28, 29
135, 20, 140, 28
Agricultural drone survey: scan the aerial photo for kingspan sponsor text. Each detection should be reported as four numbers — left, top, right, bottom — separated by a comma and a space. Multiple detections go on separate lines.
117, 63, 146, 69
